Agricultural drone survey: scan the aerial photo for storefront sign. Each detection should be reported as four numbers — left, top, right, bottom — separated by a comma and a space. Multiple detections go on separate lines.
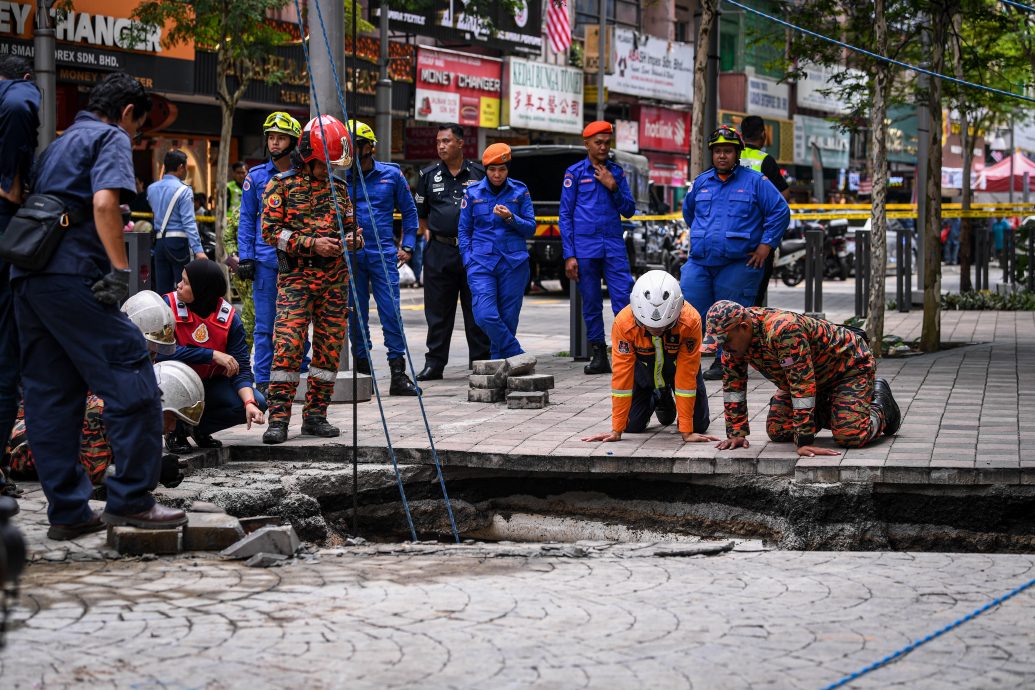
381, 0, 542, 56
794, 114, 850, 169
746, 74, 789, 119
720, 111, 794, 164
0, 0, 195, 93
605, 28, 693, 104
615, 119, 638, 152
637, 106, 690, 152
645, 152, 688, 187
415, 47, 501, 129
502, 58, 583, 135
795, 61, 865, 114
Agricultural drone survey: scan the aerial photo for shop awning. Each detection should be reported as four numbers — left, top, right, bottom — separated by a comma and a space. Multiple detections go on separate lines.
976, 152, 1035, 192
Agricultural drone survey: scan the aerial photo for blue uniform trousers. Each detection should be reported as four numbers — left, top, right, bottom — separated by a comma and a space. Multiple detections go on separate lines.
680, 259, 765, 356
194, 377, 268, 437
13, 275, 161, 525
468, 260, 530, 360
153, 236, 193, 295
0, 262, 18, 483
349, 250, 407, 362
577, 256, 634, 344
252, 261, 310, 384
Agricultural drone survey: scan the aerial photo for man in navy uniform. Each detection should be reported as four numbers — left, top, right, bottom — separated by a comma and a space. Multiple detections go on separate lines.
558, 120, 638, 375
10, 72, 186, 539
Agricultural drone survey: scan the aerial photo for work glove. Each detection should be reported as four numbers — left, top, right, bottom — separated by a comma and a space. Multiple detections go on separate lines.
91, 268, 131, 305
236, 259, 256, 281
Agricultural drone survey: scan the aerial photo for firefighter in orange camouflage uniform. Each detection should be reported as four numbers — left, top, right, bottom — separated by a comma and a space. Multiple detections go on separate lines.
703, 300, 901, 457
261, 115, 363, 445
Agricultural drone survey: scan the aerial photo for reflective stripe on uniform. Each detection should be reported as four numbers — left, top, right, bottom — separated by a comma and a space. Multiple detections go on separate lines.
651, 336, 664, 389
277, 230, 293, 250
270, 370, 301, 382
674, 388, 696, 398
792, 396, 816, 409
612, 389, 633, 397
724, 390, 747, 403
308, 366, 337, 382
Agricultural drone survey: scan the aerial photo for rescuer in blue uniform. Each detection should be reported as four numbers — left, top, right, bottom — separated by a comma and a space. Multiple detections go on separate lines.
10, 72, 186, 538
236, 112, 303, 395
681, 125, 790, 380
344, 120, 419, 396
458, 143, 537, 360
558, 120, 638, 375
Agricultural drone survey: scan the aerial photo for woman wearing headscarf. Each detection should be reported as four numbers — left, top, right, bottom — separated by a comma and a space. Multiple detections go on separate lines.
160, 259, 266, 453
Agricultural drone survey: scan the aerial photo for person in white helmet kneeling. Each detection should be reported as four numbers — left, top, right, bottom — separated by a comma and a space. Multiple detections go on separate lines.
583, 270, 718, 444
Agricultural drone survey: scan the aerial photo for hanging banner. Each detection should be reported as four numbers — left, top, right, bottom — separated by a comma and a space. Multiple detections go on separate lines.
746, 74, 789, 119
795, 61, 866, 114
605, 27, 693, 104
414, 46, 501, 129
502, 57, 583, 135
637, 106, 690, 152
379, 0, 542, 56
615, 119, 639, 152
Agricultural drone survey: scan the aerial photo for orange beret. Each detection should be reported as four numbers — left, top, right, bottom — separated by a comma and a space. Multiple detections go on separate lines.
582, 120, 613, 139
482, 143, 512, 166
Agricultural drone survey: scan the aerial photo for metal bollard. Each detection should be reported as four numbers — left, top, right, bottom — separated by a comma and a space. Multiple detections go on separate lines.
854, 229, 871, 319
569, 279, 589, 361
897, 224, 912, 312
124, 229, 153, 298
1027, 226, 1034, 293
804, 227, 824, 317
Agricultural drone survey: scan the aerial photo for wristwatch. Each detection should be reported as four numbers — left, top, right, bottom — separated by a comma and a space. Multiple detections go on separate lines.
401, 245, 413, 254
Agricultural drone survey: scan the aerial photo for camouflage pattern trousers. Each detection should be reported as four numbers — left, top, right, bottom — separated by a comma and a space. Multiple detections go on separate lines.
268, 267, 349, 423
766, 363, 887, 448
230, 275, 255, 350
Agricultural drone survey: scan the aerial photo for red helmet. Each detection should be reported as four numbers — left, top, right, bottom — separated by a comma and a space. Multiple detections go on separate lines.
298, 115, 353, 167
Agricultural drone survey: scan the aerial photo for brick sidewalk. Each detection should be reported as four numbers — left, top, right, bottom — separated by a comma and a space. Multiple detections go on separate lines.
215, 307, 1035, 487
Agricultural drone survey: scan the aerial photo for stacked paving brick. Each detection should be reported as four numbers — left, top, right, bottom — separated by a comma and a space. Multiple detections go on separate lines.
468, 354, 554, 409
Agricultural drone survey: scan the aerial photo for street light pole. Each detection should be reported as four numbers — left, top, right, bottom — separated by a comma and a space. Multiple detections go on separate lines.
33, 0, 56, 152
308, 0, 344, 121
595, 0, 605, 120
375, 1, 392, 161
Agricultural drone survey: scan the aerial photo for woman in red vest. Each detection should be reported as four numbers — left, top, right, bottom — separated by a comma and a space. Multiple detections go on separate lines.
161, 259, 267, 453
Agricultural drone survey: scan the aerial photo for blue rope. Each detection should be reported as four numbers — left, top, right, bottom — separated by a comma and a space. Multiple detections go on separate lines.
1001, 0, 1035, 13
289, 0, 417, 542
819, 576, 1035, 690
304, 0, 461, 545
722, 0, 1035, 105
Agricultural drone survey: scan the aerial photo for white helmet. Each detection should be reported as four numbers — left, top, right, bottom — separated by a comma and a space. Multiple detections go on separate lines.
630, 270, 684, 329
122, 290, 176, 355
153, 361, 205, 426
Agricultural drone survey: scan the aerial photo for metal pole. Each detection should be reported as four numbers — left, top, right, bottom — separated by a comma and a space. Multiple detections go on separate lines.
308, 0, 345, 121
1027, 222, 1034, 293
375, 1, 392, 162
1009, 119, 1015, 205
915, 103, 929, 298
596, 0, 606, 120
855, 229, 870, 318
1024, 172, 1031, 204
900, 224, 912, 311
33, 0, 56, 152
350, 0, 359, 539
805, 227, 824, 316
704, 4, 719, 139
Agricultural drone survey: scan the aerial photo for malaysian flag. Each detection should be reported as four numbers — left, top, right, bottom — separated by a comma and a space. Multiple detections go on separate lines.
547, 0, 572, 54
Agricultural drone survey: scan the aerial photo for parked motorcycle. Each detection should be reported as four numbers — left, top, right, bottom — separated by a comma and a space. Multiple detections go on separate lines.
774, 235, 807, 286
825, 219, 852, 280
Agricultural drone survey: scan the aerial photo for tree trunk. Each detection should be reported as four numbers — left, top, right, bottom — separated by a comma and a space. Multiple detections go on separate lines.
690, 0, 717, 179
866, 0, 890, 356
952, 11, 973, 292
921, 7, 946, 353
213, 51, 248, 266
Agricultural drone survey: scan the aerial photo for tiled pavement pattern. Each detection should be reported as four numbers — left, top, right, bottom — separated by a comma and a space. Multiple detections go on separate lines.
215, 298, 1035, 486
6, 548, 1035, 689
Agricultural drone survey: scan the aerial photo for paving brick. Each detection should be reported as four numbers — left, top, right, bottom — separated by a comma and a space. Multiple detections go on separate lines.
507, 391, 548, 409
107, 526, 181, 555
220, 525, 300, 559
472, 359, 506, 376
507, 374, 555, 392
468, 387, 504, 403
182, 512, 245, 551
469, 374, 504, 390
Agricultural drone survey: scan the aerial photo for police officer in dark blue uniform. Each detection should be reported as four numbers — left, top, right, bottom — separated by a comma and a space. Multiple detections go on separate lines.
0, 55, 39, 496
413, 124, 490, 380
344, 120, 419, 395
10, 73, 186, 539
559, 120, 638, 375
458, 143, 537, 359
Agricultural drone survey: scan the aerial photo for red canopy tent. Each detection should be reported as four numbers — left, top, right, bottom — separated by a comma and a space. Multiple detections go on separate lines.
976, 151, 1035, 192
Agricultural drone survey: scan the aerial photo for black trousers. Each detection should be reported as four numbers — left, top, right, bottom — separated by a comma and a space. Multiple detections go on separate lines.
422, 238, 490, 369
753, 251, 776, 307
626, 360, 711, 434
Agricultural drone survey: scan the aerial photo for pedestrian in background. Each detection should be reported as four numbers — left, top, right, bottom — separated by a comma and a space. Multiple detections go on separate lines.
558, 120, 638, 375
458, 143, 536, 360
227, 161, 247, 220
148, 150, 207, 293
681, 126, 789, 381
413, 123, 489, 381
11, 72, 186, 537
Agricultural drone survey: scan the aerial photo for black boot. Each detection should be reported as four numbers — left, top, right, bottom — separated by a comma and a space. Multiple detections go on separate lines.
702, 359, 723, 381
873, 378, 901, 436
388, 358, 419, 396
655, 389, 677, 426
159, 453, 186, 488
584, 342, 611, 375
300, 416, 340, 438
354, 358, 371, 375
164, 426, 193, 455
263, 421, 288, 445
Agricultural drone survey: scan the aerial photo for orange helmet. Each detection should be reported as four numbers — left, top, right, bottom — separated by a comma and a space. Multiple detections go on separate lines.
298, 115, 353, 166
